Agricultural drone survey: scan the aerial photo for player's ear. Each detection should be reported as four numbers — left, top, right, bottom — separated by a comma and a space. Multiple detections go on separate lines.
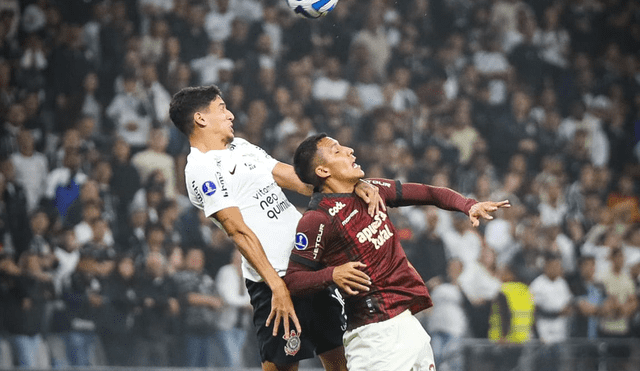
193, 111, 206, 128
315, 164, 330, 180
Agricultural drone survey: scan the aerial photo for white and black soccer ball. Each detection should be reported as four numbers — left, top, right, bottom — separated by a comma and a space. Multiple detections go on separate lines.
286, 0, 339, 19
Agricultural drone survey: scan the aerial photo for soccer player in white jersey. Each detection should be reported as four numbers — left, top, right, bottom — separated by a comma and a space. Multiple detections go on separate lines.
169, 85, 381, 371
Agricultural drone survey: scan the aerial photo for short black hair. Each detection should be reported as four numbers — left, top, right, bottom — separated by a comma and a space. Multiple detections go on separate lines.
169, 85, 222, 137
293, 133, 328, 190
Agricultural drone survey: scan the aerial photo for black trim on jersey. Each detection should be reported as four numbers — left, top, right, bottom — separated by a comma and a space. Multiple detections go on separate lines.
290, 254, 323, 271
395, 180, 402, 202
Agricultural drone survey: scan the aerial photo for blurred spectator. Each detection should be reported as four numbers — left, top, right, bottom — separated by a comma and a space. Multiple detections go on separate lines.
487, 264, 535, 371
312, 56, 350, 102
205, 0, 236, 43
45, 148, 88, 222
174, 247, 222, 367
459, 245, 502, 338
98, 255, 139, 366
11, 129, 48, 212
140, 63, 172, 127
215, 249, 251, 367
109, 137, 141, 231
136, 251, 180, 367
105, 70, 152, 152
0, 158, 31, 258
529, 253, 573, 371
131, 128, 177, 199
599, 247, 638, 370
6, 251, 51, 368
426, 258, 468, 371
0, 102, 26, 159
568, 255, 606, 371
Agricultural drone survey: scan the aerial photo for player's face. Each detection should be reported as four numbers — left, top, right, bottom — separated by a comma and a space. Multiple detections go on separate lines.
196, 96, 235, 142
316, 137, 364, 183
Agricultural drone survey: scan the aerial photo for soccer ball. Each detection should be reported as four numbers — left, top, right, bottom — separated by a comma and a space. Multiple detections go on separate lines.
286, 0, 339, 19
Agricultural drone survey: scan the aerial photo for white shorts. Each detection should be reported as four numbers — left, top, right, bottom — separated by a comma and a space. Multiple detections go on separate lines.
343, 310, 436, 371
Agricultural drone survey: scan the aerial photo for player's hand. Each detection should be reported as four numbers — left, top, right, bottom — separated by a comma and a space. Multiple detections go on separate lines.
468, 200, 511, 227
332, 262, 371, 296
355, 180, 386, 216
266, 280, 302, 338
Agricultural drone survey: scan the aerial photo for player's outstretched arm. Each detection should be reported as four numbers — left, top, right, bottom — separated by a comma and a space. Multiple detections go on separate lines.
468, 200, 511, 227
214, 207, 301, 337
273, 162, 313, 196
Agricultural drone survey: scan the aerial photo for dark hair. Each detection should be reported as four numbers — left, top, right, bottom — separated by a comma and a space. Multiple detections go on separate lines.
169, 85, 222, 137
293, 133, 327, 190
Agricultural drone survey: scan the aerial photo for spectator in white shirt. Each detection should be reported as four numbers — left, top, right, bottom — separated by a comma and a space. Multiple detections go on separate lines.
10, 130, 47, 212
205, 0, 236, 43
530, 253, 573, 344
215, 249, 252, 367
106, 71, 152, 151
529, 253, 573, 371
313, 57, 350, 102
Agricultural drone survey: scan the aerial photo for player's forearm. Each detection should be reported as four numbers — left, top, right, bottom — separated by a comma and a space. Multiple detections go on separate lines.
229, 230, 286, 290
284, 262, 334, 296
398, 183, 477, 214
272, 162, 313, 196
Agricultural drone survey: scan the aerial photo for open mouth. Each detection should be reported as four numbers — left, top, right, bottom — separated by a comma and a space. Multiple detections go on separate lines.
352, 162, 360, 169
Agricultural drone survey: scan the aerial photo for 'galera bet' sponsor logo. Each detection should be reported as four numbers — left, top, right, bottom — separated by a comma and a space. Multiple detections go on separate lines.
328, 202, 346, 216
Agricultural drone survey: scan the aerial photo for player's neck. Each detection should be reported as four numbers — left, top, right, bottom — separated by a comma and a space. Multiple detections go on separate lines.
321, 179, 357, 194
190, 132, 231, 152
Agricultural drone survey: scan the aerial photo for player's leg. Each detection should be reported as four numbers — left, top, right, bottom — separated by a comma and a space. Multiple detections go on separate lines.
310, 287, 348, 371
317, 345, 348, 371
246, 280, 315, 370
262, 360, 299, 371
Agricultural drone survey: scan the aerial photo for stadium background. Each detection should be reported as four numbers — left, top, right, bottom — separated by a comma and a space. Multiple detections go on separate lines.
1, 0, 640, 370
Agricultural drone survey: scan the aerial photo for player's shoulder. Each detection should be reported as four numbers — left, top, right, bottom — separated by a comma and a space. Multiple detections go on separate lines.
299, 208, 331, 227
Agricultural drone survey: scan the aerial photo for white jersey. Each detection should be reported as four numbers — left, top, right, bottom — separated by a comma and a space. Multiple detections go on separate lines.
185, 137, 302, 282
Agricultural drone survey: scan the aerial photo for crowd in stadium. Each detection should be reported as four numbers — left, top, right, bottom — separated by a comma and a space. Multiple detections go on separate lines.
0, 0, 639, 369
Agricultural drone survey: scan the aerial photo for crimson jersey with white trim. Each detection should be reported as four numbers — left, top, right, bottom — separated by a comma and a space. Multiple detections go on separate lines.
291, 179, 433, 330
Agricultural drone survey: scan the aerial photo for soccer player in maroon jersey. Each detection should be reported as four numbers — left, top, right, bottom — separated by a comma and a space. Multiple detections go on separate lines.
284, 133, 510, 371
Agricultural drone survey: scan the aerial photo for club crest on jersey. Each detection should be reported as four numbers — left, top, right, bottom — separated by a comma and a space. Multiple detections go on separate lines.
284, 330, 301, 356
202, 181, 217, 196
294, 233, 308, 250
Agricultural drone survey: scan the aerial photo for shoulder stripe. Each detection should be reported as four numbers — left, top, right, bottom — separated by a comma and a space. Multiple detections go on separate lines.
290, 254, 323, 271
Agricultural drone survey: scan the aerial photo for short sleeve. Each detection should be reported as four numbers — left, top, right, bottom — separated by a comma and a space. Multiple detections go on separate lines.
186, 160, 237, 218
290, 211, 332, 270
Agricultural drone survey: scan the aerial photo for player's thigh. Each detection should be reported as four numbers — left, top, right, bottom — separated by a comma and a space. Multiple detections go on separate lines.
318, 345, 347, 371
344, 310, 434, 371
246, 280, 315, 364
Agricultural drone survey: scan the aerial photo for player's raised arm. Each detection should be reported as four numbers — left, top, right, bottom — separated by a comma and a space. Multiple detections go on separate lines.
213, 207, 301, 337
272, 162, 313, 196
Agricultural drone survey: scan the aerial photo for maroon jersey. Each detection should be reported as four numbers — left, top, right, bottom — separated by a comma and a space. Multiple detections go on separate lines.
285, 178, 477, 330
